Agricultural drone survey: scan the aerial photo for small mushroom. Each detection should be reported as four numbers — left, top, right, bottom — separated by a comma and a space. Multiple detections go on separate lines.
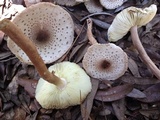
107, 5, 160, 80
84, 0, 103, 13
7, 2, 74, 64
0, 18, 92, 109
82, 19, 128, 80
100, 0, 127, 10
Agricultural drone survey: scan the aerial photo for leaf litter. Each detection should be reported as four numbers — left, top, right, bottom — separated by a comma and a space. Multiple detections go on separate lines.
0, 0, 160, 120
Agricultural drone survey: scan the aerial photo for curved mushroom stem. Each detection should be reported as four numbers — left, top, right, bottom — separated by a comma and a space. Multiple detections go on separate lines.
0, 18, 66, 89
87, 18, 98, 45
130, 25, 160, 80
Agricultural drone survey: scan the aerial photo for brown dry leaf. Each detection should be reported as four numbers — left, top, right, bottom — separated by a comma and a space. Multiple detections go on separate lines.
69, 42, 86, 60
13, 107, 26, 120
73, 43, 90, 63
95, 84, 133, 102
17, 77, 37, 98
7, 75, 19, 95
112, 98, 126, 120
0, 109, 15, 120
26, 111, 38, 120
128, 57, 140, 77
138, 83, 160, 103
127, 88, 146, 99
2, 102, 14, 111
139, 108, 160, 119
91, 18, 110, 29
121, 75, 160, 85
81, 78, 99, 120
19, 94, 31, 114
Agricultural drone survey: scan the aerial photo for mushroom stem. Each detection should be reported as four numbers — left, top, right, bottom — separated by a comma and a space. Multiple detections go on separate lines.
130, 25, 160, 80
0, 18, 66, 89
87, 18, 98, 45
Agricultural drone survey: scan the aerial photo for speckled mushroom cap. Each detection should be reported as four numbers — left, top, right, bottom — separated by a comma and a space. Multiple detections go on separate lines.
7, 2, 74, 64
108, 4, 157, 42
82, 43, 128, 80
54, 0, 78, 6
84, 0, 103, 13
35, 61, 92, 109
100, 0, 127, 10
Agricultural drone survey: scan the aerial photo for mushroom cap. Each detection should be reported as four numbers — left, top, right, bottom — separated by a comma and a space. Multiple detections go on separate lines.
84, 0, 103, 13
54, 0, 78, 6
108, 4, 157, 42
82, 43, 128, 80
100, 0, 127, 10
7, 2, 74, 64
35, 61, 92, 109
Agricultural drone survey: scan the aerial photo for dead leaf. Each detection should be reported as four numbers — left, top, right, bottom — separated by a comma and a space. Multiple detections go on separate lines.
81, 78, 99, 120
127, 88, 146, 99
13, 107, 26, 120
139, 108, 160, 119
138, 83, 160, 103
112, 99, 126, 120
17, 77, 37, 98
91, 18, 110, 29
95, 84, 133, 102
7, 75, 19, 95
128, 58, 140, 77
121, 75, 160, 85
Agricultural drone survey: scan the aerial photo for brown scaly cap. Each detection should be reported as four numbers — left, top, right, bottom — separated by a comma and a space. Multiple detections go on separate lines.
7, 2, 74, 64
82, 43, 128, 80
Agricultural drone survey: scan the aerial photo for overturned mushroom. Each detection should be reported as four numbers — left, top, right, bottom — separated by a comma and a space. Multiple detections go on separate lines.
82, 19, 128, 80
36, 61, 91, 109
100, 0, 127, 10
0, 18, 92, 109
7, 2, 74, 64
107, 5, 160, 79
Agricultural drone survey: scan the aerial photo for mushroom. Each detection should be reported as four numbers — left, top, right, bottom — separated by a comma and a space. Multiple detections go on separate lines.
36, 61, 91, 109
100, 0, 127, 10
0, 18, 92, 109
24, 0, 42, 7
82, 18, 128, 80
53, 0, 78, 6
7, 2, 74, 64
84, 0, 103, 13
107, 4, 160, 79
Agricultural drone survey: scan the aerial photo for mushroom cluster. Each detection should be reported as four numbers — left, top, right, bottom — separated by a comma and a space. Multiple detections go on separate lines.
107, 4, 160, 80
7, 2, 74, 64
